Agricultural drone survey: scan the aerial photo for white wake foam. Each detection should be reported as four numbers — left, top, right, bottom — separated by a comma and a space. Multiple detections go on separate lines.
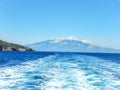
0, 54, 120, 90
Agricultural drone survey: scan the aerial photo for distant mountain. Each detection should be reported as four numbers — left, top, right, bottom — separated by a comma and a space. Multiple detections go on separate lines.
0, 40, 33, 51
27, 39, 120, 53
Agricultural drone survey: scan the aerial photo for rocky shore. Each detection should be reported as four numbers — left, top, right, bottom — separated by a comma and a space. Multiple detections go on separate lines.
0, 40, 33, 51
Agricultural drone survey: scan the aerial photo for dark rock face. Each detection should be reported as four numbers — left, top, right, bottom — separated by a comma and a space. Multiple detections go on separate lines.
10, 48, 18, 51
26, 48, 33, 51
0, 47, 34, 51
0, 46, 3, 51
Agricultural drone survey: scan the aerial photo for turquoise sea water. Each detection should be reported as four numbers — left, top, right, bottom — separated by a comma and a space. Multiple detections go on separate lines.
0, 51, 120, 90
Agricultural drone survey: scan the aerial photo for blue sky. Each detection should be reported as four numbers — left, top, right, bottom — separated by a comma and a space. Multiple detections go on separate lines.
0, 0, 120, 49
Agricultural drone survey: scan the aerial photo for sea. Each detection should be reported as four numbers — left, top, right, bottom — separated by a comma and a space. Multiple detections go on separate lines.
0, 51, 120, 90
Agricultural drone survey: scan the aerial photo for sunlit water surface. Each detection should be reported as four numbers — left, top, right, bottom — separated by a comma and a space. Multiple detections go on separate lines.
0, 52, 120, 90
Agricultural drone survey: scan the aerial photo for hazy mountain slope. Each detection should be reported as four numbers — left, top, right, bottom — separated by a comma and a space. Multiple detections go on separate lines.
27, 39, 120, 53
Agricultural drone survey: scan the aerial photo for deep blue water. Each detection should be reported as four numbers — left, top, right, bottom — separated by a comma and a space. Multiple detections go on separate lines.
0, 51, 120, 90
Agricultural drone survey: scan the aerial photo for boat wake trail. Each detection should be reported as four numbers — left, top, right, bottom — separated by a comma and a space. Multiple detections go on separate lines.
0, 54, 120, 90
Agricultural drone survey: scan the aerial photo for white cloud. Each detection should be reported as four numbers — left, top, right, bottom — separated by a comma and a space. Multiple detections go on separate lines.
82, 39, 92, 44
57, 36, 79, 40
66, 36, 78, 40
52, 36, 79, 43
52, 36, 92, 44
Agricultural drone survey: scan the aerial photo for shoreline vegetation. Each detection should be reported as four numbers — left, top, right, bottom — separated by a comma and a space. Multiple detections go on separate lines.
0, 40, 33, 51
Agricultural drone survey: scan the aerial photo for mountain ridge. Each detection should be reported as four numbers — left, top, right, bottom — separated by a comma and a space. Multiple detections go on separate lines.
27, 39, 120, 53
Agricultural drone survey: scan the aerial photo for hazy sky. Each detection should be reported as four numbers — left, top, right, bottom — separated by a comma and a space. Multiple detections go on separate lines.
0, 0, 120, 49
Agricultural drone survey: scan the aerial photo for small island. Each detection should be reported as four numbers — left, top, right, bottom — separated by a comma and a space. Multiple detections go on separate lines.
0, 40, 33, 51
